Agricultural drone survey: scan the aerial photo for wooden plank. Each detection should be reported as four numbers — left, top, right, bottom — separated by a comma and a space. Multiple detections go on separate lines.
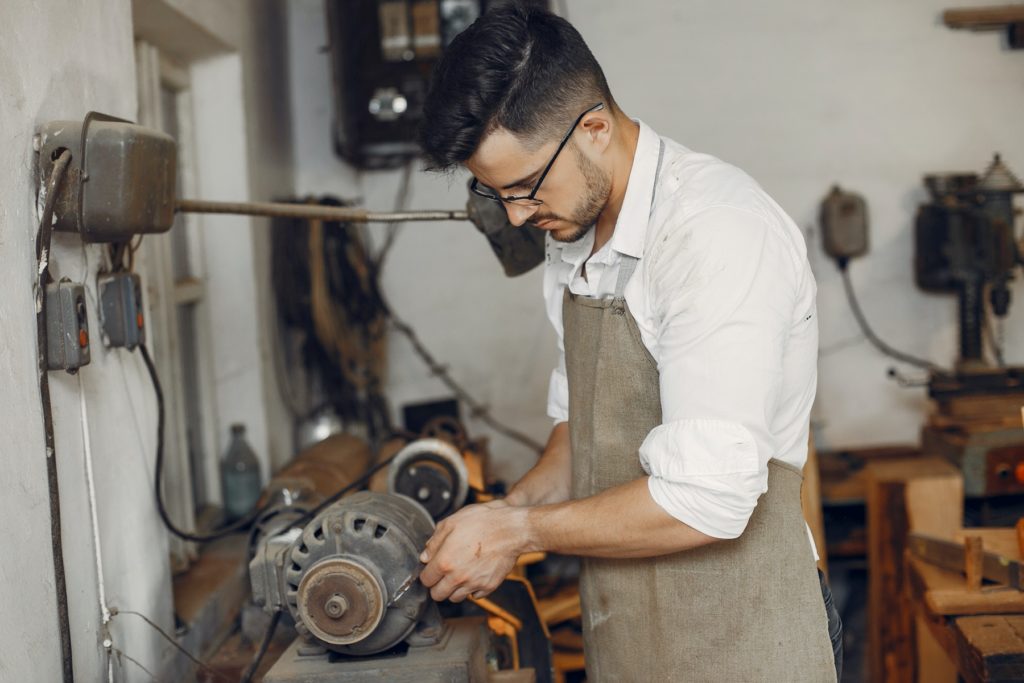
934, 393, 1024, 421
944, 5, 1024, 30
802, 436, 829, 576
954, 615, 1024, 682
917, 614, 959, 683
867, 457, 962, 683
910, 556, 1024, 616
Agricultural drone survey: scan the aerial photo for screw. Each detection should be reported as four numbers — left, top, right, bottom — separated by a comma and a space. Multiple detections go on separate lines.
441, 490, 451, 501
417, 486, 430, 500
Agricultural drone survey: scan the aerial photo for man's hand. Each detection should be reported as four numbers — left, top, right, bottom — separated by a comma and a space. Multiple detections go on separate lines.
418, 502, 531, 603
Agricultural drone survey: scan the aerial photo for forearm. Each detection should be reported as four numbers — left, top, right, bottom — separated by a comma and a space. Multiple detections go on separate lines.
522, 477, 718, 558
505, 422, 572, 507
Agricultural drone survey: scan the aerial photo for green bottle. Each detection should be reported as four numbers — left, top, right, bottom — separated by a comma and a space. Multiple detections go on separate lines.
220, 424, 261, 521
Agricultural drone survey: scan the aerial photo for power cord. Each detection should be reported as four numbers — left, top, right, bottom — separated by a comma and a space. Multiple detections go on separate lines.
137, 343, 270, 543
240, 610, 282, 683
836, 258, 948, 375
110, 608, 232, 683
35, 148, 76, 683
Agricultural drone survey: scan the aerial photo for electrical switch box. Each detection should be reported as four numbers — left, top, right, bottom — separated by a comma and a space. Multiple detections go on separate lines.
99, 272, 145, 350
36, 112, 177, 243
46, 280, 91, 373
819, 186, 869, 262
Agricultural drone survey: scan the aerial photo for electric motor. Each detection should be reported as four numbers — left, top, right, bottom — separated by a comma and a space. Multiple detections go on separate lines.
253, 491, 437, 656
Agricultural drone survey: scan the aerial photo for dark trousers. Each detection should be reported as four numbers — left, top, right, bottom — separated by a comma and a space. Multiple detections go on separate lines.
819, 569, 844, 681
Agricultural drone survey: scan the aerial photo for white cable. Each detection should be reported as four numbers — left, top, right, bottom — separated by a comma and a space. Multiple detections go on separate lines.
77, 373, 114, 683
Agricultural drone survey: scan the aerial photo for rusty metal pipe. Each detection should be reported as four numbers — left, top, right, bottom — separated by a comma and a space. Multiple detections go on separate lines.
176, 198, 468, 223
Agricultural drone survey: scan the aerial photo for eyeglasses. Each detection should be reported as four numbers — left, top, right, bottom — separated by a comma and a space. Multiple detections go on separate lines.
470, 102, 605, 207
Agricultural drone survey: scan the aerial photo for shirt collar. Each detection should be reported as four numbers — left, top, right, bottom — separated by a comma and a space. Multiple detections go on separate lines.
609, 120, 660, 259
554, 120, 661, 266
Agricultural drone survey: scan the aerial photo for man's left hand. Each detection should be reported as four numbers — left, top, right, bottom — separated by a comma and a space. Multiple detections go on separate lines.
419, 501, 531, 603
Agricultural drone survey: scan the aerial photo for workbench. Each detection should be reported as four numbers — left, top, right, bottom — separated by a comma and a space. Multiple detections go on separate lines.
907, 528, 1024, 683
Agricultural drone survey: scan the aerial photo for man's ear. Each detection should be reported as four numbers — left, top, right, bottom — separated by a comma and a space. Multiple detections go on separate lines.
579, 109, 613, 154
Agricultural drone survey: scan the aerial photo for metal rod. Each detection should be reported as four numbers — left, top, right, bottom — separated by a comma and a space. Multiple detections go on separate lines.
176, 199, 468, 223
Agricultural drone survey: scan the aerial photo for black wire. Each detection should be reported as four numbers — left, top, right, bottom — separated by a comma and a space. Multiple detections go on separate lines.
35, 149, 76, 683
111, 608, 233, 683
837, 261, 949, 374
138, 343, 269, 543
240, 610, 283, 683
282, 450, 404, 534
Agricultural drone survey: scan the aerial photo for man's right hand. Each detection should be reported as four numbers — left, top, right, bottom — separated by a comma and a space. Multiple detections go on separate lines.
504, 422, 572, 507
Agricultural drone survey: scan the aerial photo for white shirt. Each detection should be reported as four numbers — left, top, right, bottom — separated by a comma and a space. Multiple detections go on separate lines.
544, 121, 818, 540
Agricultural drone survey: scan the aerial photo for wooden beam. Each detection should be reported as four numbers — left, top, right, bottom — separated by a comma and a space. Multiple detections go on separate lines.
944, 5, 1024, 30
954, 615, 1024, 683
867, 457, 962, 683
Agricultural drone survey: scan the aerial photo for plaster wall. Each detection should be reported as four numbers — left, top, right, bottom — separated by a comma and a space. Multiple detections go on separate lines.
287, 0, 1024, 485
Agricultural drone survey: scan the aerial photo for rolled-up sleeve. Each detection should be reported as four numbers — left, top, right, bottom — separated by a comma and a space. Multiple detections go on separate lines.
639, 205, 800, 539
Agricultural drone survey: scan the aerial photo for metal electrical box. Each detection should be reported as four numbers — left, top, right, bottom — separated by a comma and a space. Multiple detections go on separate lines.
326, 1, 548, 168
819, 186, 869, 262
46, 280, 90, 373
99, 272, 145, 350
36, 112, 177, 243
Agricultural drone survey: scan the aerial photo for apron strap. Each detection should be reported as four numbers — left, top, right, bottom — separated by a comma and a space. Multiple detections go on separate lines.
610, 139, 665, 301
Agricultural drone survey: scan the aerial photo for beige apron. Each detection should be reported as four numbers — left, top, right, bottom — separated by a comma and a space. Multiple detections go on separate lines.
563, 213, 836, 681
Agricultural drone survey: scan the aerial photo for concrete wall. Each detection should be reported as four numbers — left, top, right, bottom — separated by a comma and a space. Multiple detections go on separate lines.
0, 2, 170, 680
0, 1, 295, 681
287, 0, 1024, 484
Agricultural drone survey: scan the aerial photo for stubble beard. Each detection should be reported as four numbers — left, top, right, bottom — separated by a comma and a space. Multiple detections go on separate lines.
542, 146, 611, 244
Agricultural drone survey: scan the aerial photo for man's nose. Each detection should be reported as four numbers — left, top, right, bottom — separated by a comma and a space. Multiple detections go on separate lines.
503, 202, 539, 227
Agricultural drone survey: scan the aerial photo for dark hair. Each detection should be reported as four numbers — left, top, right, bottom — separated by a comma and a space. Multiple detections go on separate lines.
419, 2, 613, 171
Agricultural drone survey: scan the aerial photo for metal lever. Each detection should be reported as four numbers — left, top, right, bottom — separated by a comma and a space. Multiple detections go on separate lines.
176, 199, 468, 224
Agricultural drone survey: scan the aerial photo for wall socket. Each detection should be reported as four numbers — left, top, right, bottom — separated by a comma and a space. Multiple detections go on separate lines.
46, 279, 90, 373
99, 272, 145, 350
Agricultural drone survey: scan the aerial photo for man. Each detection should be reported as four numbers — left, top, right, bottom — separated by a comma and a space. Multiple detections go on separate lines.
416, 4, 841, 681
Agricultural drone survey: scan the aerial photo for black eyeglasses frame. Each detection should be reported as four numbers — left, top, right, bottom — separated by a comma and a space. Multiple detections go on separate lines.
469, 102, 606, 206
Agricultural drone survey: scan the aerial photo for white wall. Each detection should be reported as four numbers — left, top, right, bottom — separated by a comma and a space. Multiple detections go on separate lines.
0, 1, 297, 681
0, 1, 173, 681
288, 0, 1024, 477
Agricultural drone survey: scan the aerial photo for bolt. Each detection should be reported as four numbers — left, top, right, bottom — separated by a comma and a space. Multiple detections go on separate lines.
102, 638, 112, 649
417, 486, 430, 500
441, 490, 451, 501
324, 594, 349, 619
331, 522, 343, 536
408, 466, 418, 477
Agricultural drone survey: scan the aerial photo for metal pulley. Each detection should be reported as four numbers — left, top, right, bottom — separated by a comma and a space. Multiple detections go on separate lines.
387, 437, 470, 520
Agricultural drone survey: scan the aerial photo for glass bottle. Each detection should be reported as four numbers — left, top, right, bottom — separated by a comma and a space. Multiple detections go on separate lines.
220, 423, 262, 521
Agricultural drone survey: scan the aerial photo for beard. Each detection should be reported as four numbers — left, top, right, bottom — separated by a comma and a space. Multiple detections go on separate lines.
533, 145, 611, 243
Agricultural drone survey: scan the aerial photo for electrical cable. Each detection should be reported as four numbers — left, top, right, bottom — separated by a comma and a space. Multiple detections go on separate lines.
239, 610, 283, 683
34, 148, 76, 683
385, 308, 546, 454
113, 647, 162, 682
837, 260, 949, 374
110, 608, 233, 683
138, 343, 270, 543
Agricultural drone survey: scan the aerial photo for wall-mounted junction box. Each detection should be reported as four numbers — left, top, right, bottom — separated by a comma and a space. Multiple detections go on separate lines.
46, 280, 90, 373
820, 186, 869, 262
36, 112, 177, 243
99, 272, 145, 350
